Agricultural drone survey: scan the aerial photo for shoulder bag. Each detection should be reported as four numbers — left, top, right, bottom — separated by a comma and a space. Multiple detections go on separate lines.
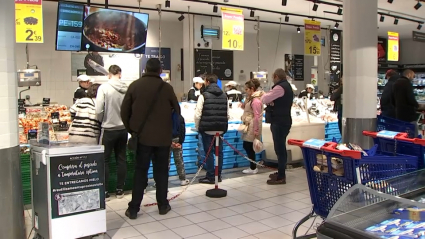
128, 81, 165, 151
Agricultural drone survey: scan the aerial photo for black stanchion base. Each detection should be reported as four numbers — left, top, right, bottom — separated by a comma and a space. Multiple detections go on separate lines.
206, 188, 227, 198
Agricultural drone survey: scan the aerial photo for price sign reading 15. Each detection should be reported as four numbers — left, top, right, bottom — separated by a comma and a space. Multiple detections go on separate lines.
221, 7, 244, 51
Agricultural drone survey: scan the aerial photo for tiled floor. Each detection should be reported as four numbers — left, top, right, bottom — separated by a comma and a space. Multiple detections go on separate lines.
25, 168, 322, 239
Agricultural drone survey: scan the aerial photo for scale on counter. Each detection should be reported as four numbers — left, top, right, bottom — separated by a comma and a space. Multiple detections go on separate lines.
160, 70, 170, 82
250, 71, 269, 91
17, 69, 41, 87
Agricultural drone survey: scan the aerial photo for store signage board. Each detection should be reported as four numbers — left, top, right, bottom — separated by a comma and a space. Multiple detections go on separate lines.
304, 20, 321, 56
194, 49, 234, 80
293, 55, 304, 81
387, 31, 399, 62
140, 47, 171, 78
412, 31, 425, 43
49, 153, 105, 219
15, 0, 44, 43
221, 7, 244, 51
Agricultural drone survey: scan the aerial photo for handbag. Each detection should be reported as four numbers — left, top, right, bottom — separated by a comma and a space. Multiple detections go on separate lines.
128, 81, 165, 151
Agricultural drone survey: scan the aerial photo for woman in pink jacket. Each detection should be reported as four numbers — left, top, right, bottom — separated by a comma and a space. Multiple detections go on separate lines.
241, 79, 264, 174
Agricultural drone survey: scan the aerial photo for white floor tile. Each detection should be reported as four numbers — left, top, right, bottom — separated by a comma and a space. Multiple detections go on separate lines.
255, 230, 292, 239
228, 204, 258, 214
106, 218, 131, 231
107, 227, 142, 239
207, 208, 239, 218
247, 200, 277, 209
259, 216, 294, 229
266, 195, 295, 204
284, 192, 310, 200
263, 205, 294, 215
144, 229, 182, 239
133, 221, 168, 235
172, 205, 202, 216
237, 221, 272, 234
283, 201, 311, 210
243, 210, 275, 220
197, 219, 232, 232
194, 201, 222, 211
125, 214, 156, 226
107, 201, 130, 211
252, 191, 279, 199
172, 224, 208, 238
159, 217, 193, 229
214, 197, 242, 207
184, 212, 217, 223
106, 212, 122, 221
187, 233, 219, 239
148, 210, 180, 220
212, 227, 249, 239
221, 215, 254, 226
184, 195, 211, 204
280, 211, 310, 223
278, 223, 311, 237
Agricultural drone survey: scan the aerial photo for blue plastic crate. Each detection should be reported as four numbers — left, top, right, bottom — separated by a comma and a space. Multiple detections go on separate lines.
325, 128, 340, 135
235, 161, 251, 168
325, 122, 339, 129
223, 161, 236, 169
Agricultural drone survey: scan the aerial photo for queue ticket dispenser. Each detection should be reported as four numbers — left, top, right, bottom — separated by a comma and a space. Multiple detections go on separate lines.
160, 70, 170, 82
250, 71, 269, 91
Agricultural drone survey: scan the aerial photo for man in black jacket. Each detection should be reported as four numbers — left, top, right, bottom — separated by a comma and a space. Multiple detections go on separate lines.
393, 69, 419, 135
261, 68, 294, 185
380, 69, 399, 118
195, 74, 229, 184
121, 58, 180, 219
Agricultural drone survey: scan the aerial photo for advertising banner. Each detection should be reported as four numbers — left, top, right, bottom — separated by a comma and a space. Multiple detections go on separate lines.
378, 37, 387, 62
294, 55, 304, 81
304, 20, 321, 56
221, 7, 244, 51
15, 0, 44, 43
141, 47, 171, 77
387, 31, 399, 62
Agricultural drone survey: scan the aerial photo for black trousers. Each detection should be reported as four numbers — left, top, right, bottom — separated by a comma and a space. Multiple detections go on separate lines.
270, 123, 291, 179
243, 141, 256, 170
102, 129, 128, 191
128, 143, 170, 212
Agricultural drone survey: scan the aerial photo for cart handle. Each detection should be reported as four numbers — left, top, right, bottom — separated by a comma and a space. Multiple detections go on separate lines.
321, 142, 362, 159
363, 131, 425, 146
287, 139, 305, 146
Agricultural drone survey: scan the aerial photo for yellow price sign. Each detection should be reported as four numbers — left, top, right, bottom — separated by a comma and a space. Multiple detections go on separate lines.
15, 0, 44, 43
221, 7, 244, 51
387, 31, 399, 62
304, 20, 321, 56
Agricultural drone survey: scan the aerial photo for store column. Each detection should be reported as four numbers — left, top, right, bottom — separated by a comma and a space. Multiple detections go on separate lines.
342, 0, 378, 148
0, 0, 26, 238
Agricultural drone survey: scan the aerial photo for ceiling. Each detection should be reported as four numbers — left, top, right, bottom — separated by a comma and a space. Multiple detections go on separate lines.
44, 0, 425, 38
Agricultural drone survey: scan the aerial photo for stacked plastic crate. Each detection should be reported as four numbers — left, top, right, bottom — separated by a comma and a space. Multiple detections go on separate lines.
325, 122, 341, 142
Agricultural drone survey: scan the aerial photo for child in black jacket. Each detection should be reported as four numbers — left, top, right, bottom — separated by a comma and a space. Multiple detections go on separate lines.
170, 115, 189, 186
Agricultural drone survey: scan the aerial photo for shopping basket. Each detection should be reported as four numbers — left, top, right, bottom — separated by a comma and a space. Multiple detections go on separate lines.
376, 115, 416, 138
288, 139, 418, 219
363, 130, 425, 169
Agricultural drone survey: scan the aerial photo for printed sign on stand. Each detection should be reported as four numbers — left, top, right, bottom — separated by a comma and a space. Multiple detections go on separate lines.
15, 0, 44, 43
140, 47, 171, 77
304, 20, 321, 56
387, 31, 399, 62
221, 7, 244, 51
293, 55, 304, 81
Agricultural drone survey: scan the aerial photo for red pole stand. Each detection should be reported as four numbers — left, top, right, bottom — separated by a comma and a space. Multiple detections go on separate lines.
206, 133, 227, 198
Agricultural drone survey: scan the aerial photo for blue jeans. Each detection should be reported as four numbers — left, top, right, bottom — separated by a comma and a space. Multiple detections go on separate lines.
197, 133, 206, 166
270, 124, 291, 179
201, 132, 223, 179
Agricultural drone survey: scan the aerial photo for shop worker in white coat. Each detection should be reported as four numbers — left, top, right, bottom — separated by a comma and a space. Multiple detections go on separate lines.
74, 74, 94, 103
187, 77, 205, 101
225, 81, 243, 102
298, 84, 315, 99
95, 65, 129, 200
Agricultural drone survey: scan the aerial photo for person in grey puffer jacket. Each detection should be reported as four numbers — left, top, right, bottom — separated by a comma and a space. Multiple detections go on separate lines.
96, 65, 129, 200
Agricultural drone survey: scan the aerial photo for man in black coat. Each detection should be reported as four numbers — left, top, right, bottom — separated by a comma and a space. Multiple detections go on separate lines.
380, 69, 399, 118
121, 58, 180, 219
194, 74, 229, 184
392, 69, 419, 135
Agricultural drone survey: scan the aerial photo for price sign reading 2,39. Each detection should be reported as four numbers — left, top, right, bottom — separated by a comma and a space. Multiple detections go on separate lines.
221, 7, 244, 51
15, 0, 44, 43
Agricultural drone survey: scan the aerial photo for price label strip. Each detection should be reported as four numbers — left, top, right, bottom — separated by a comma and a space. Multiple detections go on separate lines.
302, 139, 327, 150
304, 19, 321, 56
221, 7, 244, 51
377, 130, 400, 139
15, 0, 44, 43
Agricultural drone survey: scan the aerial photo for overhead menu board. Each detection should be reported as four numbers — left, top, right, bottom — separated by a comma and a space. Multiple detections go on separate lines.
194, 49, 234, 80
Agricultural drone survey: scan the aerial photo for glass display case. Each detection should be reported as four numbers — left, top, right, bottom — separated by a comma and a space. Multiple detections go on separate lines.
317, 169, 425, 239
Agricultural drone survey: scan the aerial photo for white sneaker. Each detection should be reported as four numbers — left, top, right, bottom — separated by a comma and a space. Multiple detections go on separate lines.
181, 179, 190, 186
242, 168, 258, 174
144, 189, 147, 194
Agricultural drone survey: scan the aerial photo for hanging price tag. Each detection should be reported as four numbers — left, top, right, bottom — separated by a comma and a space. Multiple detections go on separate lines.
304, 20, 321, 56
15, 0, 44, 43
221, 7, 244, 51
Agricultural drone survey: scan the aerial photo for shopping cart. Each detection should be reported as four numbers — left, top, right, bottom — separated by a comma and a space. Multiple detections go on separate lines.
287, 138, 418, 239
376, 115, 416, 138
363, 130, 425, 169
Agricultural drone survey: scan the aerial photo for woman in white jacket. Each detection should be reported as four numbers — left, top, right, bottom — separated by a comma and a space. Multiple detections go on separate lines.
69, 84, 101, 144
241, 79, 264, 174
